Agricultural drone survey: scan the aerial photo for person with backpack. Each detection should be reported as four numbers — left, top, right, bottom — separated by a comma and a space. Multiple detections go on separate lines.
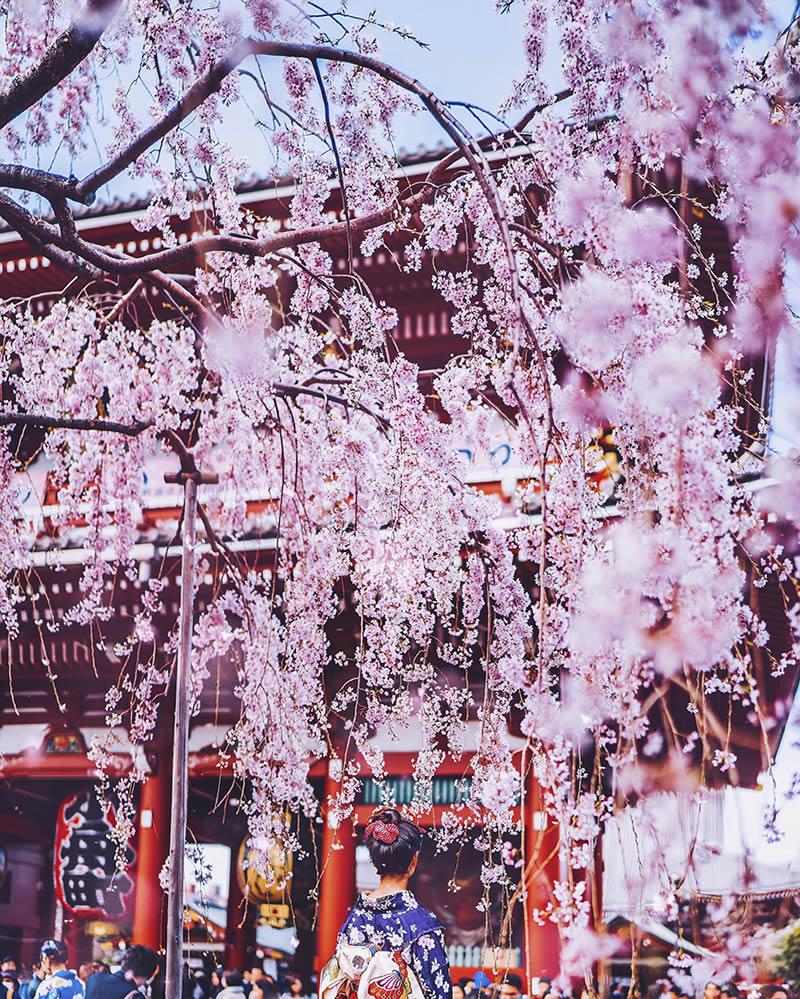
321, 808, 451, 999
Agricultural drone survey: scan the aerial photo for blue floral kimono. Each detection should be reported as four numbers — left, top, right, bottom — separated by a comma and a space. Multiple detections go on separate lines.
338, 891, 451, 999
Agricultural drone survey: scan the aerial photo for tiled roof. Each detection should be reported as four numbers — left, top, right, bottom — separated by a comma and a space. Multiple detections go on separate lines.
0, 141, 453, 232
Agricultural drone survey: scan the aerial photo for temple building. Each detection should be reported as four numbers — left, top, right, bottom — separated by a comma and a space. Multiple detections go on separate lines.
0, 148, 796, 985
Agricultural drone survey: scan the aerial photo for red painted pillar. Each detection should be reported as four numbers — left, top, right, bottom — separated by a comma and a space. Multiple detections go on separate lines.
523, 768, 561, 980
62, 918, 90, 968
224, 844, 254, 970
314, 762, 356, 974
132, 750, 172, 951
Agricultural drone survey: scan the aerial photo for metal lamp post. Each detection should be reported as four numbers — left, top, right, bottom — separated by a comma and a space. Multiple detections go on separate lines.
163, 464, 217, 998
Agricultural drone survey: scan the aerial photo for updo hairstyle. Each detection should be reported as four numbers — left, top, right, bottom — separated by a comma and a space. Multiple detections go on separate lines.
364, 808, 422, 876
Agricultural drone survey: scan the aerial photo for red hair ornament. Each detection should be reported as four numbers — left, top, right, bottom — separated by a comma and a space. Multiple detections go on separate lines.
365, 820, 399, 844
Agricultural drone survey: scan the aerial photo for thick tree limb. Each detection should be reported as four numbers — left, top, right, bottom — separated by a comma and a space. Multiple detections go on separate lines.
0, 0, 123, 132
75, 36, 265, 199
47, 197, 212, 322
0, 191, 104, 278
0, 413, 154, 436
0, 30, 566, 301
0, 165, 91, 205
46, 198, 424, 274
76, 39, 529, 394
0, 381, 390, 442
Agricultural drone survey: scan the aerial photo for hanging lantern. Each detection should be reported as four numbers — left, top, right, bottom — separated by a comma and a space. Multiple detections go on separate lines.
236, 838, 293, 904
54, 790, 136, 919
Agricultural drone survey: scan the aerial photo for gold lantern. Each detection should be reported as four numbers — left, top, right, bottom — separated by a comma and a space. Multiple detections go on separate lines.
236, 838, 293, 905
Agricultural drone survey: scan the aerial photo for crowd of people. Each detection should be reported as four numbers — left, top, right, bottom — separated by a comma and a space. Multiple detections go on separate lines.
0, 945, 312, 999
0, 944, 796, 999
460, 971, 574, 999
1, 943, 167, 999
639, 982, 794, 999
188, 968, 308, 999
454, 976, 796, 999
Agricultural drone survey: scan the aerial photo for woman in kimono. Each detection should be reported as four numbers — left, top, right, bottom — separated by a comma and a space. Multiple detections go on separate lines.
336, 809, 451, 999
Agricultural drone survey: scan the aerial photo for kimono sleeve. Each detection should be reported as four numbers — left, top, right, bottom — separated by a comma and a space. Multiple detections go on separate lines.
408, 927, 451, 999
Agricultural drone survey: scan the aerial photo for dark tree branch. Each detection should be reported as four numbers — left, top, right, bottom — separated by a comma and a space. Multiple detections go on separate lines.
514, 87, 573, 133
312, 58, 353, 269
38, 189, 431, 276
273, 383, 390, 434
99, 279, 144, 327
0, 413, 154, 436
65, 38, 520, 322
147, 270, 214, 325
43, 198, 212, 323
0, 385, 390, 445
0, 32, 563, 341
75, 36, 265, 199
51, 195, 82, 246
0, 0, 124, 132
37, 119, 493, 281
0, 165, 92, 205
0, 192, 104, 278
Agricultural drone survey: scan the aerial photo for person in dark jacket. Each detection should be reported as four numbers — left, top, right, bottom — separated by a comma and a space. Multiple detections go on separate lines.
2, 959, 20, 999
20, 963, 43, 999
2, 969, 20, 999
85, 947, 159, 999
192, 973, 210, 999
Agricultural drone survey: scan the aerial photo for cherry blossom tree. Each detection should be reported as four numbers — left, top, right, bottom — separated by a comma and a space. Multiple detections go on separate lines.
0, 0, 799, 987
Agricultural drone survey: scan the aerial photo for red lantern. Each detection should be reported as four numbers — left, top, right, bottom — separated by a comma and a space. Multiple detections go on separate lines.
54, 790, 136, 919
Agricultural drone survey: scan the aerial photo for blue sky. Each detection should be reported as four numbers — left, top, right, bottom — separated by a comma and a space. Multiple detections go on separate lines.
342, 0, 531, 153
